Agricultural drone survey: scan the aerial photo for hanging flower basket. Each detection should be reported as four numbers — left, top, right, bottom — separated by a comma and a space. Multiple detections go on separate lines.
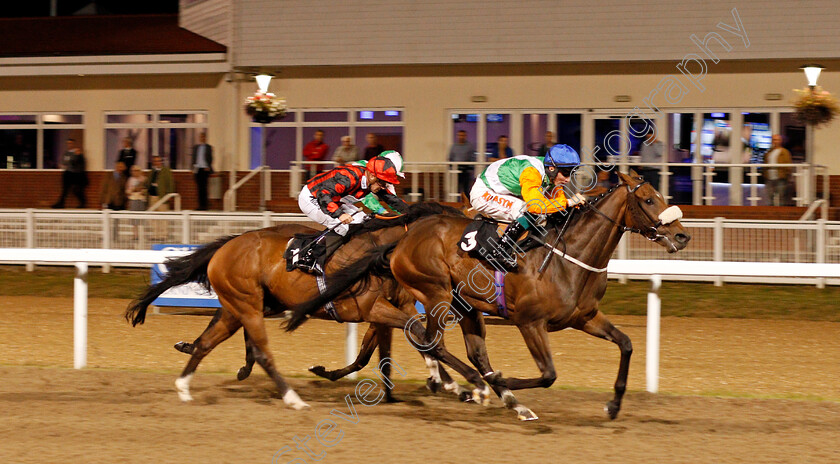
245, 92, 287, 124
792, 86, 839, 127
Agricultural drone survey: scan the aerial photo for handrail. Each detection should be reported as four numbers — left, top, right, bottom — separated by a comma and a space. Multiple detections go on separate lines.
223, 165, 268, 212
147, 193, 181, 212
799, 199, 827, 221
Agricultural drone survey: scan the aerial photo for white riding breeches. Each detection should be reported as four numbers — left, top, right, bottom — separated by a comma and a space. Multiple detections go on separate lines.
469, 179, 527, 222
298, 186, 364, 236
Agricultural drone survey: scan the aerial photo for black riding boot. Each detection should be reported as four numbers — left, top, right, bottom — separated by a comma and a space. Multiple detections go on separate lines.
489, 213, 536, 270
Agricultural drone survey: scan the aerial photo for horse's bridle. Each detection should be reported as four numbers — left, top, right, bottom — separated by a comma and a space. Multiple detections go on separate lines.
579, 181, 682, 242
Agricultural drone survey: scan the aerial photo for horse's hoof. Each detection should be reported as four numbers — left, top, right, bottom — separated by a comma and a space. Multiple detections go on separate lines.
472, 386, 491, 406
283, 390, 310, 410
309, 365, 331, 379
174, 341, 193, 354
458, 391, 473, 403
236, 366, 252, 381
385, 394, 402, 404
426, 377, 442, 394
605, 401, 621, 420
515, 405, 539, 421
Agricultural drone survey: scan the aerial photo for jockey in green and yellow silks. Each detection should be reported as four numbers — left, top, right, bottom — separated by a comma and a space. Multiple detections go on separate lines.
469, 144, 586, 269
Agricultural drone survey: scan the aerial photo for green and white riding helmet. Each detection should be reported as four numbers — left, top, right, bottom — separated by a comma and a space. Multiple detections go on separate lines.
379, 150, 405, 178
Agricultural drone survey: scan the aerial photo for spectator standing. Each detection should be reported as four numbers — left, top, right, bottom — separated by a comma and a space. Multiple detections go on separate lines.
448, 130, 476, 194
537, 131, 555, 157
303, 129, 330, 177
126, 165, 148, 240
51, 138, 87, 208
638, 129, 664, 190
332, 135, 359, 165
363, 133, 384, 159
488, 135, 512, 162
117, 137, 137, 170
100, 161, 128, 210
146, 155, 174, 210
764, 134, 792, 206
191, 132, 213, 211
146, 155, 175, 240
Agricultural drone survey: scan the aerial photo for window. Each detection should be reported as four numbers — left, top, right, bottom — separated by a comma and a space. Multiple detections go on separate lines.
0, 113, 84, 169
250, 109, 404, 170
104, 112, 208, 169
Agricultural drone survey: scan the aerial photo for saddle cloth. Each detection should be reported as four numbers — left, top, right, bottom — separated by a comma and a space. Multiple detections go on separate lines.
457, 215, 542, 262
283, 233, 342, 322
284, 232, 326, 273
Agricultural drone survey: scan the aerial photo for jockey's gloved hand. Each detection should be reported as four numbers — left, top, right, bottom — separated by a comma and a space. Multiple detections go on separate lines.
567, 193, 587, 208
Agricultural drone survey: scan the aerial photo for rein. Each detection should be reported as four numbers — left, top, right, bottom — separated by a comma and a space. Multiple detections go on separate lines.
581, 182, 682, 242
538, 180, 682, 274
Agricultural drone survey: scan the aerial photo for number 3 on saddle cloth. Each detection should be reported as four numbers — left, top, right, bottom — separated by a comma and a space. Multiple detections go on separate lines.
457, 215, 543, 266
457, 216, 543, 317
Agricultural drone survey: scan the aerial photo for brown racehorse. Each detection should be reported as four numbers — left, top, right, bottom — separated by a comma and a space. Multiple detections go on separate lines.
287, 171, 690, 420
125, 203, 473, 408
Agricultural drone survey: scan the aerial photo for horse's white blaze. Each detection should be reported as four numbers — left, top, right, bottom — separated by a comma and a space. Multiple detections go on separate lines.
175, 374, 193, 402
283, 389, 310, 410
658, 206, 683, 224
423, 356, 442, 384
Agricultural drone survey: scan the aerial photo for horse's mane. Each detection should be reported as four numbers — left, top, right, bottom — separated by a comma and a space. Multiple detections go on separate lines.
344, 201, 465, 238
546, 184, 623, 231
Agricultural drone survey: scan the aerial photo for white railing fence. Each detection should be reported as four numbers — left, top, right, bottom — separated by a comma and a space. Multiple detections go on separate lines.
4, 210, 840, 286
4, 247, 840, 394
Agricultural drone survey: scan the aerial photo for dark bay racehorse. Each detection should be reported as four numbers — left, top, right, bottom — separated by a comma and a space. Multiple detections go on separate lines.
125, 203, 470, 408
288, 171, 690, 420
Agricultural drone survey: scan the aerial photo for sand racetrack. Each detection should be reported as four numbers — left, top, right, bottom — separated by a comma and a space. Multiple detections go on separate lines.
1, 296, 839, 463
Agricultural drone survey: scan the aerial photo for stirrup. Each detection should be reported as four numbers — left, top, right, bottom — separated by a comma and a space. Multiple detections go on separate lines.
490, 239, 519, 270
295, 249, 323, 276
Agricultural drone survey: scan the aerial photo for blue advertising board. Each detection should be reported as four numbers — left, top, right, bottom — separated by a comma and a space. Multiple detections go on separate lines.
151, 244, 222, 308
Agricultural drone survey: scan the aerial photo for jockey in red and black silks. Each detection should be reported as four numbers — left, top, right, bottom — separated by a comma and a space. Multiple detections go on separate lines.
299, 156, 407, 237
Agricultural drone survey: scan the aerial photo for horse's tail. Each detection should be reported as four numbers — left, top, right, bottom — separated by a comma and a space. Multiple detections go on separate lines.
125, 235, 237, 327
285, 242, 397, 332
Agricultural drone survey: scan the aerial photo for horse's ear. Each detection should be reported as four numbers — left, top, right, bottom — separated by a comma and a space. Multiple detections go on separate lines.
628, 168, 641, 178
617, 171, 636, 185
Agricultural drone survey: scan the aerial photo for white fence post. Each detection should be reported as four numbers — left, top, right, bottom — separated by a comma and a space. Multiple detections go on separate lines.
713, 217, 724, 286
817, 219, 826, 289
646, 274, 661, 394
102, 209, 111, 274
74, 262, 88, 369
25, 208, 35, 272
182, 211, 191, 244
345, 323, 358, 380
617, 234, 628, 284
262, 210, 273, 228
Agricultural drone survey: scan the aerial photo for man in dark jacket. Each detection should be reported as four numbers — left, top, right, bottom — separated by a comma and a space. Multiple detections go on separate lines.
52, 138, 87, 208
191, 132, 213, 210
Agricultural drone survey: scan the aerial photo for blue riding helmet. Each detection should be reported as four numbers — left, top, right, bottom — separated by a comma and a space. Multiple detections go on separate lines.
544, 144, 581, 168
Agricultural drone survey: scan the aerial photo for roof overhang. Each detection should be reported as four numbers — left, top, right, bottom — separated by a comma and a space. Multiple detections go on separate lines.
0, 52, 228, 76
